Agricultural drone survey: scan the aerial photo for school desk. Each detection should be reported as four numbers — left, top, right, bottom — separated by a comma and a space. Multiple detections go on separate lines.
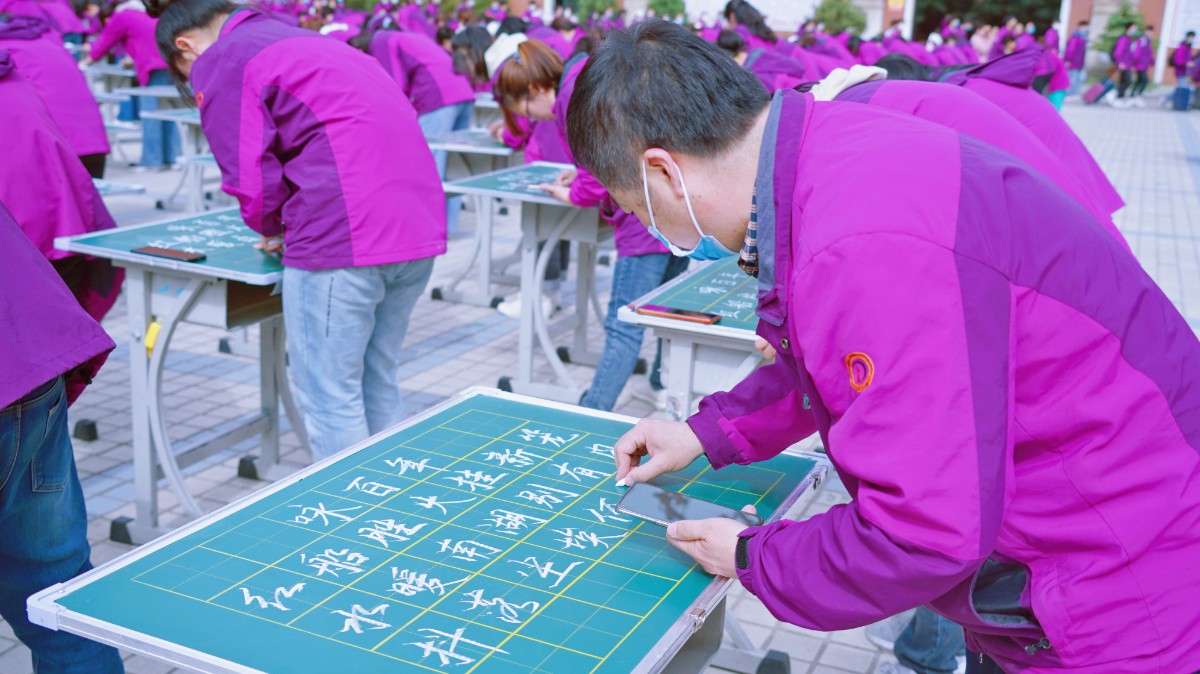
93, 178, 146, 198
137, 107, 212, 211
473, 91, 501, 129
81, 62, 135, 94
618, 258, 762, 420
444, 163, 611, 404
29, 388, 826, 673
425, 128, 521, 308
55, 209, 307, 545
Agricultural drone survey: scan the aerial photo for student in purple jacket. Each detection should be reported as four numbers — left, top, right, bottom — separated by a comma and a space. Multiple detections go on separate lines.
356, 22, 474, 236
0, 14, 110, 177
571, 21, 1200, 674
493, 39, 688, 411
0, 48, 124, 353
149, 0, 446, 461
1, 58, 122, 669
1172, 31, 1194, 79
1112, 21, 1137, 105
1129, 25, 1154, 105
81, 2, 181, 168
1064, 20, 1088, 94
717, 29, 819, 91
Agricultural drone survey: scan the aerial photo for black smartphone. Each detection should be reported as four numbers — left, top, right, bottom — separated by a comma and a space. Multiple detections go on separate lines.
617, 482, 763, 527
634, 304, 721, 325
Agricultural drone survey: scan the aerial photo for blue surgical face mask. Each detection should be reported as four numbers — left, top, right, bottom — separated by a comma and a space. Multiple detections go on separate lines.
642, 159, 736, 261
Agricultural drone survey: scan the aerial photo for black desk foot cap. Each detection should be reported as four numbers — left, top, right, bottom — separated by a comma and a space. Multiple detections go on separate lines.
110, 516, 135, 545
757, 649, 790, 674
632, 358, 648, 375
73, 419, 99, 442
430, 287, 444, 301
238, 456, 261, 480
497, 377, 513, 392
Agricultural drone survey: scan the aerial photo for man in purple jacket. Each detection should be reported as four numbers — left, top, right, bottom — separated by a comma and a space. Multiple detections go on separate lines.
1112, 21, 1138, 105
1064, 20, 1088, 94
1129, 24, 1154, 106
568, 21, 1200, 674
0, 200, 122, 673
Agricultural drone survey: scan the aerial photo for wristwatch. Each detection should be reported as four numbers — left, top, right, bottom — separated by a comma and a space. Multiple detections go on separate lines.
735, 534, 752, 571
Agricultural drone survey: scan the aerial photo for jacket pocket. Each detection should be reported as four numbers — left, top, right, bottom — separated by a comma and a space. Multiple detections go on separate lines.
32, 379, 69, 493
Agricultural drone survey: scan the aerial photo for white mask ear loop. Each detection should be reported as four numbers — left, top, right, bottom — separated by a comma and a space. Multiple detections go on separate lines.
642, 157, 707, 245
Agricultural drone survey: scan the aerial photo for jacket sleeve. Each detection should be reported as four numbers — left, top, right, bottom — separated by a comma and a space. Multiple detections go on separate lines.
567, 165, 609, 209
198, 66, 286, 237
86, 12, 124, 61
735, 234, 1011, 630
686, 359, 818, 469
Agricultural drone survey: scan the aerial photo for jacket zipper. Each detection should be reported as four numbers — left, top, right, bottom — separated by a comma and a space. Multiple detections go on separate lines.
1024, 637, 1052, 655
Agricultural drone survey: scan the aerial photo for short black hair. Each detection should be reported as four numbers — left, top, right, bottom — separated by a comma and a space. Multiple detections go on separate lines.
566, 20, 769, 192
496, 16, 528, 36
724, 0, 774, 42
1188, 30, 1196, 38
145, 0, 236, 88
716, 28, 746, 55
874, 52, 937, 81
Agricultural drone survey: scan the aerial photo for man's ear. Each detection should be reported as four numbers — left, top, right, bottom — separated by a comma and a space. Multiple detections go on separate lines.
643, 148, 686, 201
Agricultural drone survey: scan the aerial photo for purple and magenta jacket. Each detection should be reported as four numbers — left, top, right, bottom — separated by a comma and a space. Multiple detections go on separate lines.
1112, 34, 1135, 69
553, 57, 666, 258
942, 49, 1125, 216
0, 15, 109, 156
0, 52, 117, 407
0, 0, 82, 34
87, 7, 165, 85
1064, 30, 1087, 69
745, 47, 819, 91
1131, 34, 1154, 71
1173, 40, 1193, 77
191, 10, 445, 270
691, 89, 1200, 673
368, 29, 474, 116
835, 79, 1126, 248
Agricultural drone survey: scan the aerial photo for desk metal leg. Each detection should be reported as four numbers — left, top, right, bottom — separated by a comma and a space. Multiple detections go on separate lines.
709, 611, 791, 674
665, 337, 698, 421
116, 268, 160, 543
239, 316, 306, 480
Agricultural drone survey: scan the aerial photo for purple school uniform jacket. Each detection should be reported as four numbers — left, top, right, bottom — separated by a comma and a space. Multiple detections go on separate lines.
1131, 35, 1153, 71
191, 10, 446, 270
527, 23, 573, 61
0, 0, 82, 34
1112, 34, 1135, 69
692, 89, 1200, 673
0, 15, 109, 156
836, 79, 1127, 249
942, 50, 1125, 216
553, 58, 666, 258
87, 8, 166, 85
745, 47, 818, 91
1065, 30, 1086, 69
0, 203, 114, 409
368, 29, 474, 116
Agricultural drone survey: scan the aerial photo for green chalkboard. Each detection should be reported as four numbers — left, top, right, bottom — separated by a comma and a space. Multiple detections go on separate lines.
426, 129, 512, 156
443, 162, 571, 204
42, 391, 818, 673
92, 178, 146, 196
56, 209, 283, 285
641, 258, 759, 332
139, 108, 202, 125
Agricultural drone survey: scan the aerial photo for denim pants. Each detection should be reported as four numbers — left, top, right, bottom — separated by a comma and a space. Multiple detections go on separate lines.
895, 606, 965, 674
417, 101, 474, 236
283, 258, 435, 460
1068, 69, 1085, 95
139, 69, 182, 167
0, 377, 124, 674
580, 253, 689, 411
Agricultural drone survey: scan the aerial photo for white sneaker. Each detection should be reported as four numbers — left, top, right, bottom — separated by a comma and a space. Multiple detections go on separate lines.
627, 377, 668, 410
1133, 97, 1146, 108
495, 292, 560, 319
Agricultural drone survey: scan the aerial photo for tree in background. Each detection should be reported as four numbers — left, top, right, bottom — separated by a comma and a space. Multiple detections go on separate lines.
574, 0, 617, 19
649, 0, 685, 18
815, 0, 866, 36
1095, 2, 1146, 59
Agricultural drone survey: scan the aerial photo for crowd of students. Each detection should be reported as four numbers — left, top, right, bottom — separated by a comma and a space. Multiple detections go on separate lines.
2, 0, 1199, 673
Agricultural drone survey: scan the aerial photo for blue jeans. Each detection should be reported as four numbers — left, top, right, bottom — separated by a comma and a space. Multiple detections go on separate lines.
1068, 69, 1085, 95
580, 253, 689, 411
139, 70, 182, 167
896, 607, 965, 674
0, 377, 124, 674
417, 101, 474, 236
283, 258, 435, 460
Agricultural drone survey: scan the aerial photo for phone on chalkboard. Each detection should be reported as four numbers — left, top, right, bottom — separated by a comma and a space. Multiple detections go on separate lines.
131, 246, 206, 262
617, 482, 762, 527
634, 304, 721, 325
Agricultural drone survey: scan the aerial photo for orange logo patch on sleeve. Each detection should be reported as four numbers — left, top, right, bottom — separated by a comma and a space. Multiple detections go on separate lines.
194, 91, 204, 106
845, 352, 874, 393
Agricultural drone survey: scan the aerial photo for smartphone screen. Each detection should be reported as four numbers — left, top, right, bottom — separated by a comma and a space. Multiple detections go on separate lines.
616, 482, 763, 527
634, 304, 721, 325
